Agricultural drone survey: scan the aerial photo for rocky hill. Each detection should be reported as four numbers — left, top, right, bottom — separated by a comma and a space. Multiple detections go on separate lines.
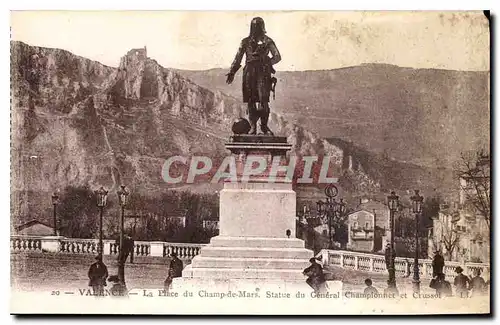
11, 41, 463, 226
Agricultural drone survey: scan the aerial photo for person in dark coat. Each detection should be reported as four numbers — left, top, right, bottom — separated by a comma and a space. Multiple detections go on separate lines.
226, 17, 281, 135
430, 273, 452, 297
123, 234, 135, 264
164, 252, 184, 291
117, 234, 135, 264
303, 257, 326, 294
88, 255, 108, 296
469, 269, 487, 297
432, 251, 445, 278
127, 235, 135, 263
453, 266, 470, 298
364, 278, 379, 295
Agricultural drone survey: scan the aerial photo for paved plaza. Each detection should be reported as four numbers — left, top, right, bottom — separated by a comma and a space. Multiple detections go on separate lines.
12, 251, 434, 295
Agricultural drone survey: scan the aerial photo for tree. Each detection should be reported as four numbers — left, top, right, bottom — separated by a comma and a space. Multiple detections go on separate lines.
58, 185, 99, 238
114, 190, 219, 242
422, 196, 441, 222
104, 214, 119, 238
455, 150, 490, 229
424, 194, 464, 261
435, 212, 461, 261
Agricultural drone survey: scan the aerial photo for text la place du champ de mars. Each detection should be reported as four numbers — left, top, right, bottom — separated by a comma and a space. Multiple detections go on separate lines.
109, 288, 434, 300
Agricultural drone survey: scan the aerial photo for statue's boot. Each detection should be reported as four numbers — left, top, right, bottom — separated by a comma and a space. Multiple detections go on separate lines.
248, 103, 257, 135
260, 110, 274, 136
248, 115, 257, 135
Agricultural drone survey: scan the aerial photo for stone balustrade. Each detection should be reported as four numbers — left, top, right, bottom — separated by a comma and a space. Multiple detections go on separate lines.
12, 235, 489, 281
318, 249, 490, 281
10, 235, 205, 260
60, 238, 103, 254
109, 241, 151, 257
164, 242, 203, 260
11, 235, 42, 252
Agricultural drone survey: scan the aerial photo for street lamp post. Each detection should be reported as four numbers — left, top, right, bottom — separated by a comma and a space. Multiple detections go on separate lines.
387, 191, 399, 290
337, 199, 347, 248
410, 189, 424, 294
317, 199, 335, 248
117, 185, 130, 286
51, 192, 59, 236
95, 187, 108, 256
301, 205, 317, 253
316, 184, 346, 250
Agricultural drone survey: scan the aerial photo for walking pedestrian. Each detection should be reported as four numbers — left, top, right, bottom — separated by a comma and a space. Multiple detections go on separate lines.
469, 269, 487, 297
430, 273, 452, 297
432, 251, 445, 278
88, 255, 108, 296
453, 266, 470, 298
364, 278, 379, 295
303, 257, 326, 295
164, 252, 184, 291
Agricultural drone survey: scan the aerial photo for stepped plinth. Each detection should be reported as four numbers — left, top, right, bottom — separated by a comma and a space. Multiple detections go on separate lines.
173, 135, 341, 293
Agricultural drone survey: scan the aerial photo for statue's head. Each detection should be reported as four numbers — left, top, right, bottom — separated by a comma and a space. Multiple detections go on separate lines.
250, 17, 266, 37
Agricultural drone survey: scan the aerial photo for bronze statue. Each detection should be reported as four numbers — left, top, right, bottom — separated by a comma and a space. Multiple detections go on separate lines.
226, 17, 281, 135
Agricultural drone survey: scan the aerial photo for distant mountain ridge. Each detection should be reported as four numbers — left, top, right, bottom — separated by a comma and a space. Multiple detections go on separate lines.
176, 65, 489, 168
11, 40, 474, 226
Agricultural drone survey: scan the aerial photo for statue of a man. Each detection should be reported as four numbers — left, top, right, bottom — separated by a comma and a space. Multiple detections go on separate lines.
226, 17, 281, 135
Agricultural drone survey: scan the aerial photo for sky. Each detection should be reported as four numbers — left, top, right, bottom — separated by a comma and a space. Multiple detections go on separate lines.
10, 11, 489, 71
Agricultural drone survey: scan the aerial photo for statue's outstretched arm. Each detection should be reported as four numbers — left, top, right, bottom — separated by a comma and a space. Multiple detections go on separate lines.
226, 40, 245, 84
229, 40, 245, 75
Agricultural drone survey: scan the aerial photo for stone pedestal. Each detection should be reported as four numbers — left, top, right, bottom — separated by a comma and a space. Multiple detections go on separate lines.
219, 182, 296, 238
173, 135, 332, 292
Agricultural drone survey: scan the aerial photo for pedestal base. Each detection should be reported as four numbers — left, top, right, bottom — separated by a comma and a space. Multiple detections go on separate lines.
182, 236, 314, 281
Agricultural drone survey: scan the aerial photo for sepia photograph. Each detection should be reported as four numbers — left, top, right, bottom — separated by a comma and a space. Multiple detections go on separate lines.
8, 10, 490, 315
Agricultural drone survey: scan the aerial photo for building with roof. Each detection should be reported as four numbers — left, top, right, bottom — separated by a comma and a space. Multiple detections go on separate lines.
346, 198, 390, 253
429, 166, 490, 263
14, 220, 57, 236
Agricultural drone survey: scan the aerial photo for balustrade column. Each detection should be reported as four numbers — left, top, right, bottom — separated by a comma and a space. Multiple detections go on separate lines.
404, 259, 410, 277
370, 257, 374, 272
354, 256, 359, 270
340, 253, 344, 267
